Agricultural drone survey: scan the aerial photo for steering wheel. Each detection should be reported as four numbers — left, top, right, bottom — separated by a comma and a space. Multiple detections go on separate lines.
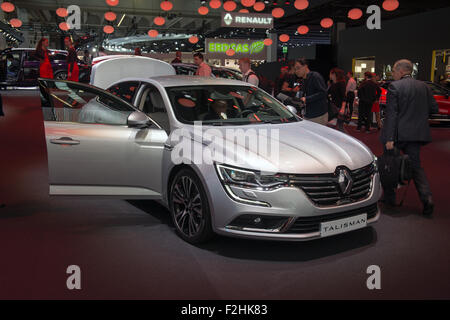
236, 109, 255, 118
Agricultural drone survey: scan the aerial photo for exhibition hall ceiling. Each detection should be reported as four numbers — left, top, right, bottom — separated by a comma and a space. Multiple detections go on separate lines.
3, 0, 450, 48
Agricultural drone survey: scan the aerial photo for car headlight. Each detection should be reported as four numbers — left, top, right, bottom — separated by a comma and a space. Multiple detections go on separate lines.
216, 164, 289, 190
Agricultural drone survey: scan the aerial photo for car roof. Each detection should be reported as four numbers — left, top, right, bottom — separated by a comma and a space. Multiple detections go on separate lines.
113, 75, 251, 88
5, 48, 67, 53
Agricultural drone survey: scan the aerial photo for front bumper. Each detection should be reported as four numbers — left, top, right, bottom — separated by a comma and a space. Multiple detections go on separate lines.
202, 165, 382, 241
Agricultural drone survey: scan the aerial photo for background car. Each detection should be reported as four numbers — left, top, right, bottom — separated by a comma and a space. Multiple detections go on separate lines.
379, 80, 449, 123
0, 48, 91, 87
172, 63, 243, 80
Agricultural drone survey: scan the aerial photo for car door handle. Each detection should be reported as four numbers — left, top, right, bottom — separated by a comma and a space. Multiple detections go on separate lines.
50, 137, 80, 146
164, 143, 174, 151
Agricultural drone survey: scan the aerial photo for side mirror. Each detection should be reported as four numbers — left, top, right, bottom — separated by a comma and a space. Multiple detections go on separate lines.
127, 111, 151, 129
286, 105, 298, 115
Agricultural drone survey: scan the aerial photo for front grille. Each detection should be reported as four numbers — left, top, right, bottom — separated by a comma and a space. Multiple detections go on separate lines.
285, 203, 379, 234
289, 164, 375, 206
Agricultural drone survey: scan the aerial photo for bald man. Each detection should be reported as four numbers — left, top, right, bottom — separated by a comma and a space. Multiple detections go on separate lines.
380, 59, 438, 216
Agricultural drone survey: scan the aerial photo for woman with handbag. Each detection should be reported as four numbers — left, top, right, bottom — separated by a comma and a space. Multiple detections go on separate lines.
328, 68, 348, 132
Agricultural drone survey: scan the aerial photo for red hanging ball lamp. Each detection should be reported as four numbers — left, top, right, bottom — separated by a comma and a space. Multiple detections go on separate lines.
189, 36, 199, 44
297, 25, 309, 35
104, 12, 117, 21
106, 0, 119, 7
160, 1, 173, 11
263, 38, 273, 46
253, 2, 265, 12
198, 6, 209, 15
223, 1, 236, 12
320, 18, 333, 28
59, 22, 70, 31
1, 2, 15, 13
226, 49, 235, 56
348, 8, 363, 20
241, 0, 255, 7
279, 34, 290, 42
103, 25, 115, 34
209, 0, 222, 9
294, 0, 309, 10
10, 19, 22, 28
148, 29, 159, 37
56, 8, 68, 18
154, 16, 165, 26
382, 0, 399, 12
272, 8, 285, 18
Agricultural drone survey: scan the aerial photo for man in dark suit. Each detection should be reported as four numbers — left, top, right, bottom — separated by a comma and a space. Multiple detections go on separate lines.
381, 59, 438, 216
357, 71, 378, 132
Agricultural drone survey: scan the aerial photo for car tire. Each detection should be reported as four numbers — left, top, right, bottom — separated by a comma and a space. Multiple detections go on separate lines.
169, 168, 214, 244
54, 71, 68, 80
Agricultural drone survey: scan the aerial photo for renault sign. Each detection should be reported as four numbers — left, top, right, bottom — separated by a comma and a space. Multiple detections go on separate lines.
221, 12, 273, 29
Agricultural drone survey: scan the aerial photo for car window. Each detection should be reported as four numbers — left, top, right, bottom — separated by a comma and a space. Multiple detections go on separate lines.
107, 81, 140, 103
40, 80, 136, 126
26, 51, 40, 62
138, 84, 170, 133
49, 53, 67, 61
1, 52, 21, 80
174, 65, 196, 75
165, 85, 298, 125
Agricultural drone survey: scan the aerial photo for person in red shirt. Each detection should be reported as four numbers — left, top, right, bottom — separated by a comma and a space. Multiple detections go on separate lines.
64, 37, 79, 82
35, 38, 53, 79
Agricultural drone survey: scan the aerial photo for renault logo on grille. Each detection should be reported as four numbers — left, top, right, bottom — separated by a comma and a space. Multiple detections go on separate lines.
337, 168, 353, 195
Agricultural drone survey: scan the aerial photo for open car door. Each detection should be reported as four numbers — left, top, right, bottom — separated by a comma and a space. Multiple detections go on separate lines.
38, 79, 168, 198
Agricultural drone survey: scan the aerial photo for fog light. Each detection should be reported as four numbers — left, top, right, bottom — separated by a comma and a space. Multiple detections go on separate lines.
227, 215, 289, 233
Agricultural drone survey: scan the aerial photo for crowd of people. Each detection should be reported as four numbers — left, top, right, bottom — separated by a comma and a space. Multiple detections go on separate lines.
270, 59, 385, 133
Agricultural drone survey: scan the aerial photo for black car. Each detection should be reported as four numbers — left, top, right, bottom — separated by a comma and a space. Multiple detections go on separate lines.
0, 48, 91, 88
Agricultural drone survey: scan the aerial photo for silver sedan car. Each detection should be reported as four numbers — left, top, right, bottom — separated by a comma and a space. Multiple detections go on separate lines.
39, 72, 381, 244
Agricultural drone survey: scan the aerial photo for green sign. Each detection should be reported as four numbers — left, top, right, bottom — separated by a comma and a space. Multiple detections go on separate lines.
206, 38, 268, 60
282, 46, 288, 54
208, 40, 265, 55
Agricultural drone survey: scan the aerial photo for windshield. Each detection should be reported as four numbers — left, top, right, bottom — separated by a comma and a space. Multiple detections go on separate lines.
165, 85, 298, 125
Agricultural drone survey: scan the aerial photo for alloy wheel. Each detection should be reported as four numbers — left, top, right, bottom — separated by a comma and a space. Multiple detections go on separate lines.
172, 175, 204, 238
